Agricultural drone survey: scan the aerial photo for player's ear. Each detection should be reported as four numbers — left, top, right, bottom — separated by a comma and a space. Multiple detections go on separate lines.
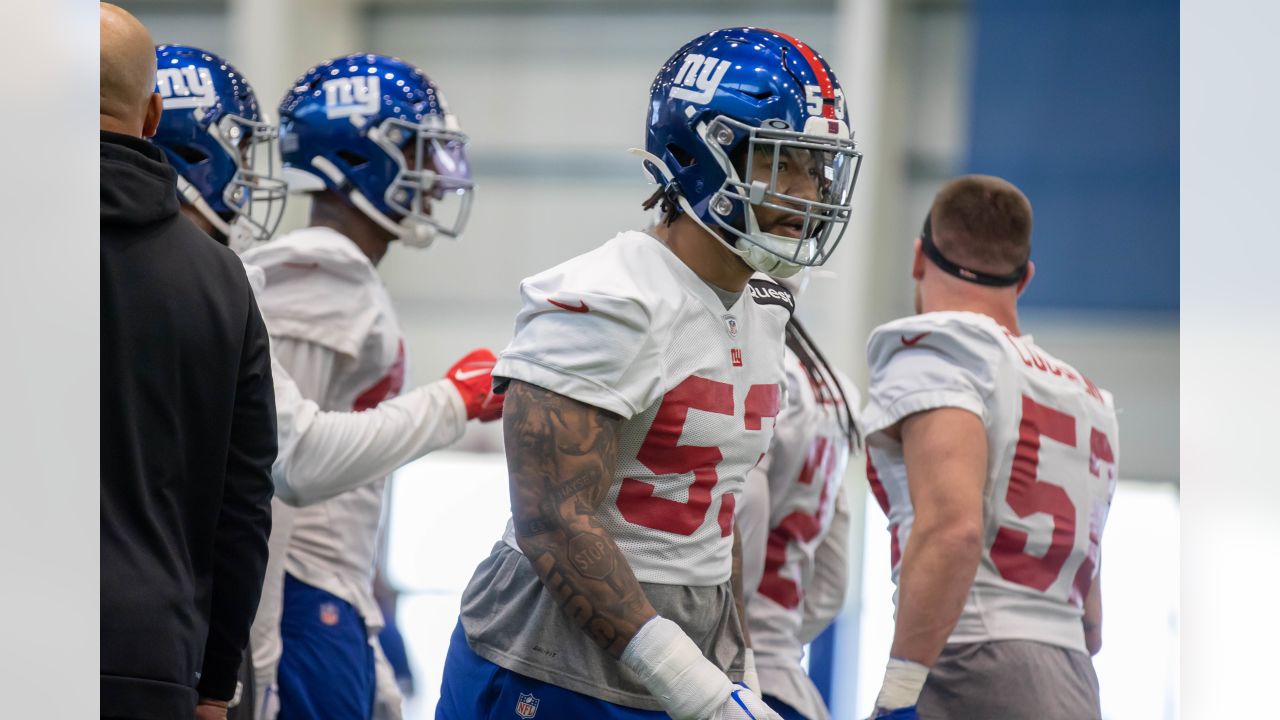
911, 236, 926, 281
1015, 260, 1035, 296
142, 92, 163, 138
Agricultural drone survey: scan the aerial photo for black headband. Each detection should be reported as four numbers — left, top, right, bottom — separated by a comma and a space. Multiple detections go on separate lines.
920, 213, 1028, 288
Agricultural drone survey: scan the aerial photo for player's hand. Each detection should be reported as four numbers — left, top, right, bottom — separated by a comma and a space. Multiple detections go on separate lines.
444, 348, 504, 422
712, 684, 783, 720
194, 698, 229, 720
869, 706, 918, 720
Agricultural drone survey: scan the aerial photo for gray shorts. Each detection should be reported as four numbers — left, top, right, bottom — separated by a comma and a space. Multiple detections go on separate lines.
917, 640, 1100, 720
458, 542, 746, 710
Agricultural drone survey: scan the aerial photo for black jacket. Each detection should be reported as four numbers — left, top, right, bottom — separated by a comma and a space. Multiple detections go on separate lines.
100, 131, 276, 720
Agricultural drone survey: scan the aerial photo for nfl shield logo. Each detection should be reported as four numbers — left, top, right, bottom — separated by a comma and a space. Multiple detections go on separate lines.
318, 602, 340, 626
515, 692, 539, 718
724, 314, 739, 338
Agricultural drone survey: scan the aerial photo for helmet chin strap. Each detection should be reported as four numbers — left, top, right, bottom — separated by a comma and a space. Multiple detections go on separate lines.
732, 204, 806, 278
309, 155, 437, 249
347, 188, 438, 249
396, 215, 437, 248
734, 238, 803, 278
627, 147, 803, 278
177, 176, 231, 239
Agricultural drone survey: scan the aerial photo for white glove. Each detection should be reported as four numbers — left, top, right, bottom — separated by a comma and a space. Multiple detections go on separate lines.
741, 648, 761, 693
621, 616, 783, 720
713, 683, 783, 720
621, 616, 731, 719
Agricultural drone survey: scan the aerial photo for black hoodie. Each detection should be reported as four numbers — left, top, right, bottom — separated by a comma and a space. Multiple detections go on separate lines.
100, 130, 276, 720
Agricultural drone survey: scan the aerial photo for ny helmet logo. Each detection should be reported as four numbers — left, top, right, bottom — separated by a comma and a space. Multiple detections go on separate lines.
156, 66, 216, 110
514, 692, 539, 718
670, 53, 729, 105
323, 75, 381, 120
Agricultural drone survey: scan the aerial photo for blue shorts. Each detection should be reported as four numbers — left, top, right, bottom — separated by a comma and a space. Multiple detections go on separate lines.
277, 574, 375, 720
435, 620, 671, 720
762, 694, 810, 720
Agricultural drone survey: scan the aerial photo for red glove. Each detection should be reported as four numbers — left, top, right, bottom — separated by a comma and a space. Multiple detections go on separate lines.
445, 348, 504, 422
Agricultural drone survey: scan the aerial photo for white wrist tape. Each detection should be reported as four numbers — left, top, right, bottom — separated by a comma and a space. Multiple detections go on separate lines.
621, 615, 733, 720
742, 648, 760, 692
874, 657, 930, 710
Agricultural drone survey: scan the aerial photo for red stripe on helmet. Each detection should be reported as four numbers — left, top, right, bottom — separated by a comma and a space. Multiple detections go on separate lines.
764, 28, 837, 119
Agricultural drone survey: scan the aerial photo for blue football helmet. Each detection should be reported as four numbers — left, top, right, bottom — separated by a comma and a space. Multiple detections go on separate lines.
151, 44, 286, 250
638, 27, 864, 277
277, 54, 473, 248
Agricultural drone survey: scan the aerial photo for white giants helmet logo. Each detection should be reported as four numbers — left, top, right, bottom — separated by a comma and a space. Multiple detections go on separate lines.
323, 75, 381, 121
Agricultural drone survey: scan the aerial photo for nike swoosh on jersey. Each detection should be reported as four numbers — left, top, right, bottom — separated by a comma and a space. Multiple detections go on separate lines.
901, 332, 931, 346
453, 368, 490, 382
548, 298, 589, 313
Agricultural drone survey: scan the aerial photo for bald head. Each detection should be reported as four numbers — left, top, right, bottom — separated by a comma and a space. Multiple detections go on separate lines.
100, 3, 161, 136
930, 174, 1032, 276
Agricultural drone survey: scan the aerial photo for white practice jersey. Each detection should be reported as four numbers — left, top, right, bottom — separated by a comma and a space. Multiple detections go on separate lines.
241, 226, 407, 690
863, 311, 1119, 653
494, 230, 793, 587
242, 259, 464, 507
741, 349, 858, 720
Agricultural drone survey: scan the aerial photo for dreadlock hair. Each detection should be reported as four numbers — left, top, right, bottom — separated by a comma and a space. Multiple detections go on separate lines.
642, 183, 682, 226
785, 316, 861, 452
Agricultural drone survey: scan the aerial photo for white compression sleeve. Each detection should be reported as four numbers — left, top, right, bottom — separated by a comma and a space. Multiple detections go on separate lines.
621, 616, 733, 720
273, 379, 467, 507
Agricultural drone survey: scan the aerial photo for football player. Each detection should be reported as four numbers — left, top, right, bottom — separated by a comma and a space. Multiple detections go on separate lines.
151, 44, 499, 505
736, 285, 861, 720
435, 27, 863, 720
149, 45, 502, 720
862, 176, 1117, 720
230, 53, 485, 720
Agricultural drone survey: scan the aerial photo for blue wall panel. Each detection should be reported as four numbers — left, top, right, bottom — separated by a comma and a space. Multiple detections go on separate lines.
967, 0, 1178, 312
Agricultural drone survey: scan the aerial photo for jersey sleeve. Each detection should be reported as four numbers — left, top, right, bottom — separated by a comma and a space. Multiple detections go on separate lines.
246, 244, 384, 358
273, 379, 467, 507
270, 355, 318, 485
271, 336, 339, 401
863, 315, 1002, 442
493, 271, 662, 419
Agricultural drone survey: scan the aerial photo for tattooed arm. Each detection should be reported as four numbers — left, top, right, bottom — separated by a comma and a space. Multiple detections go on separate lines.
505, 379, 658, 658
506, 380, 781, 719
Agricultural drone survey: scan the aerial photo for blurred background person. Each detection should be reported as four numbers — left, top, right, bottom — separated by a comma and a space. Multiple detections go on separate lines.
241, 53, 489, 720
862, 176, 1118, 720
146, 43, 504, 720
738, 296, 862, 720
100, 4, 276, 719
